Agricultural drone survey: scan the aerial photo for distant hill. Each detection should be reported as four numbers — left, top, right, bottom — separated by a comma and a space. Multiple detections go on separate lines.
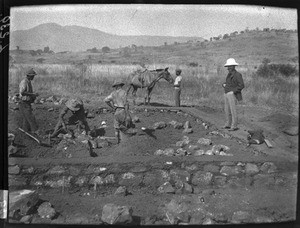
10, 27, 298, 69
9, 23, 204, 52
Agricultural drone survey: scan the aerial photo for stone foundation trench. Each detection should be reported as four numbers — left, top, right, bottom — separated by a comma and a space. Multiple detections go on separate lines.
8, 105, 298, 225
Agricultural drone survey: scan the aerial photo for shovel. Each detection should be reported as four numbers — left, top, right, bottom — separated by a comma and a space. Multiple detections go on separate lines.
18, 128, 52, 147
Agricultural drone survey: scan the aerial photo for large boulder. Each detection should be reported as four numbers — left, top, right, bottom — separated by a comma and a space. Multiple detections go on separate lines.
9, 190, 40, 218
165, 198, 190, 224
101, 203, 133, 224
37, 202, 56, 219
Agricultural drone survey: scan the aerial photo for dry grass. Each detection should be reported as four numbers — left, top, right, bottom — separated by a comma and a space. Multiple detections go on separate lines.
9, 63, 299, 116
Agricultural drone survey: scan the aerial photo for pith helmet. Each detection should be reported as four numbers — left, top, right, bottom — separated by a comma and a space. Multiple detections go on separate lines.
112, 80, 125, 87
66, 98, 83, 111
26, 68, 37, 76
224, 58, 239, 67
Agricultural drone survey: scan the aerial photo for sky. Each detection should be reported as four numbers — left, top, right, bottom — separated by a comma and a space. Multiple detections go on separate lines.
10, 4, 298, 39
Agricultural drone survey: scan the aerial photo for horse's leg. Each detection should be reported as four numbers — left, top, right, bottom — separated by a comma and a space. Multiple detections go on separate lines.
144, 88, 148, 105
147, 87, 153, 105
132, 86, 137, 105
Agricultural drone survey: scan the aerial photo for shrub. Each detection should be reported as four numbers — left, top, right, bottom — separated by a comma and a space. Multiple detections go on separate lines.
189, 62, 198, 67
256, 61, 297, 78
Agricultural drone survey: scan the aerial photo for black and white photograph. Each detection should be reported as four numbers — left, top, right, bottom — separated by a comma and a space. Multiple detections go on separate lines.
3, 3, 299, 226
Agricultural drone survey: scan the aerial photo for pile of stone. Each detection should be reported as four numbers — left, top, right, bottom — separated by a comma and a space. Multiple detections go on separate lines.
35, 96, 67, 105
153, 120, 193, 134
194, 144, 232, 156
154, 136, 232, 157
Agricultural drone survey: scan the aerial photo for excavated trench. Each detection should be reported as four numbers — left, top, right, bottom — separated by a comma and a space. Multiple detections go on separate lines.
7, 101, 298, 225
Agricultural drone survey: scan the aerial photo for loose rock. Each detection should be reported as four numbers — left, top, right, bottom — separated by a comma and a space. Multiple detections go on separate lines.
188, 144, 200, 150
9, 190, 40, 217
47, 165, 65, 175
170, 169, 191, 182
183, 121, 192, 129
220, 166, 242, 176
175, 148, 187, 156
8, 165, 20, 174
183, 128, 193, 134
153, 121, 167, 129
163, 148, 175, 156
231, 211, 251, 224
197, 138, 212, 146
203, 164, 220, 173
38, 202, 56, 219
132, 116, 140, 123
158, 182, 175, 194
191, 171, 213, 186
245, 163, 259, 175
194, 150, 205, 156
114, 186, 128, 196
8, 145, 18, 156
185, 164, 198, 171
260, 162, 277, 173
101, 203, 133, 224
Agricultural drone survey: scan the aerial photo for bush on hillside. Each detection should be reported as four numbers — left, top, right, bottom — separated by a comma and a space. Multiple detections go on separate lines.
256, 61, 298, 78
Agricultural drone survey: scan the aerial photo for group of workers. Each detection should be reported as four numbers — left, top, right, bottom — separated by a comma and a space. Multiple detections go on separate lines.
17, 57, 244, 145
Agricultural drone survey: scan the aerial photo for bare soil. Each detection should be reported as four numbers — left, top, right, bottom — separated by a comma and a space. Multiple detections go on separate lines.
7, 99, 298, 225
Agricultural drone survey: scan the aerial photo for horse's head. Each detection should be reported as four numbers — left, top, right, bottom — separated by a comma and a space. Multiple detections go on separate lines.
159, 67, 174, 84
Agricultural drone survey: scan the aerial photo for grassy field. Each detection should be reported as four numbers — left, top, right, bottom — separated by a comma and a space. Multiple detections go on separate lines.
8, 30, 298, 116
9, 63, 299, 117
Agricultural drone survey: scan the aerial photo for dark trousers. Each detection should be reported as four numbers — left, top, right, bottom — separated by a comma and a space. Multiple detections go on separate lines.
18, 101, 39, 133
174, 88, 181, 107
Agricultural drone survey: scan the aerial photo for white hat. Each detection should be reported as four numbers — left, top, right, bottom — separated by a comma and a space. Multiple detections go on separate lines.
224, 58, 239, 67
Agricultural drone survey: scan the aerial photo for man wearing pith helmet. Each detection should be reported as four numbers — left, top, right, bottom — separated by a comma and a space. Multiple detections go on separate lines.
222, 58, 244, 131
51, 98, 90, 137
18, 68, 41, 137
104, 80, 135, 144
174, 68, 182, 107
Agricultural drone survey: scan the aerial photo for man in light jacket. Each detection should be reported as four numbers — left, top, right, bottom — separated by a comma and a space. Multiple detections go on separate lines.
222, 58, 244, 131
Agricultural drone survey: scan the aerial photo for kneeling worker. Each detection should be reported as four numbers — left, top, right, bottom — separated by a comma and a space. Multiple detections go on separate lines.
104, 80, 135, 144
51, 98, 90, 137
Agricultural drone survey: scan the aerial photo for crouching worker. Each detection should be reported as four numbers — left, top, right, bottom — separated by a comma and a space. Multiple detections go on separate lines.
104, 80, 136, 144
51, 98, 90, 138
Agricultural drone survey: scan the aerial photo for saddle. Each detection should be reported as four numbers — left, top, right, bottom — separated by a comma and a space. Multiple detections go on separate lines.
136, 69, 148, 86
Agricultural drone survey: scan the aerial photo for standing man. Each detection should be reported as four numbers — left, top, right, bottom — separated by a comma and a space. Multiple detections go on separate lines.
174, 68, 182, 107
18, 68, 40, 137
104, 80, 134, 144
51, 98, 91, 138
222, 58, 244, 131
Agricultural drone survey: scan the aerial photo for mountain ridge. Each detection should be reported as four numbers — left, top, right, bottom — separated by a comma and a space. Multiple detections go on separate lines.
10, 22, 204, 52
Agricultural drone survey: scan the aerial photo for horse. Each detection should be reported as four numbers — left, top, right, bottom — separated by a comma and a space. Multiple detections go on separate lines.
126, 67, 174, 105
